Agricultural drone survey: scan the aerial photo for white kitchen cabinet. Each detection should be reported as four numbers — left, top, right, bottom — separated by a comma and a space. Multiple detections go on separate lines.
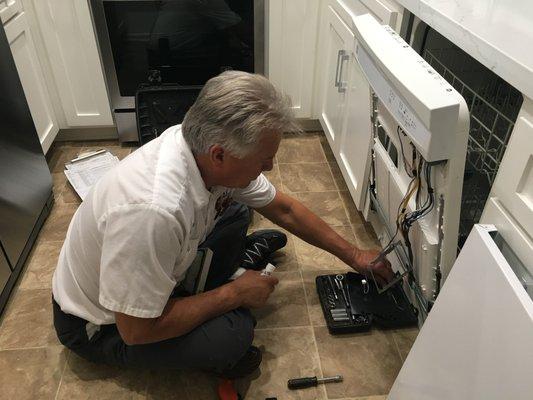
317, 4, 353, 153
481, 98, 533, 271
267, 0, 320, 119
315, 0, 400, 203
3, 5, 58, 153
0, 0, 22, 24
31, 0, 112, 127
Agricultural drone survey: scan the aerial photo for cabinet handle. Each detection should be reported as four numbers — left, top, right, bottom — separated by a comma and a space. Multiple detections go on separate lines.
337, 50, 349, 93
334, 50, 343, 87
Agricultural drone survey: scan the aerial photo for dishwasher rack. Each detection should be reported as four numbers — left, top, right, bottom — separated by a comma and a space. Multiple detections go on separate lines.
423, 47, 523, 249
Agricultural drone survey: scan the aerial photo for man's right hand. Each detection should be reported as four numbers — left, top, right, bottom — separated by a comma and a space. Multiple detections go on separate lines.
230, 270, 279, 308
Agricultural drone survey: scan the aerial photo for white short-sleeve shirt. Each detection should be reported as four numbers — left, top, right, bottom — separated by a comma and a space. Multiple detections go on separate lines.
52, 126, 276, 325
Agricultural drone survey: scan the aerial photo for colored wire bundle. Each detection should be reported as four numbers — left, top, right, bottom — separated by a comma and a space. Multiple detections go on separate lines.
394, 129, 436, 265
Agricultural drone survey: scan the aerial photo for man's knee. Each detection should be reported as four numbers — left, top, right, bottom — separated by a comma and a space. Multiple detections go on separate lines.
207, 308, 255, 368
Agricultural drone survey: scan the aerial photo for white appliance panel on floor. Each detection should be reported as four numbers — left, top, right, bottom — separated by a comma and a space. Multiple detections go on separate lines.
388, 225, 533, 400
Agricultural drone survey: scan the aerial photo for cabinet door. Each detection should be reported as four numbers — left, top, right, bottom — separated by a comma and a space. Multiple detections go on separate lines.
319, 5, 353, 154
268, 0, 319, 119
481, 98, 533, 272
337, 45, 372, 209
331, 0, 400, 211
3, 10, 58, 153
31, 0, 112, 127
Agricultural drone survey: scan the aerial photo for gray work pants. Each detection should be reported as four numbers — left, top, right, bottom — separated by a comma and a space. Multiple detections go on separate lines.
53, 203, 255, 374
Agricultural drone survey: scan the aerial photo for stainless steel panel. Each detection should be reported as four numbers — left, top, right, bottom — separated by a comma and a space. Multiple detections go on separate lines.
89, 0, 130, 110
89, 0, 265, 142
0, 24, 53, 266
114, 110, 139, 142
254, 0, 265, 75
0, 243, 11, 291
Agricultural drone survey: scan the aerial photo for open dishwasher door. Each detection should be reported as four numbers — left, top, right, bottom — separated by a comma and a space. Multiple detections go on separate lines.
388, 224, 533, 399
345, 13, 470, 316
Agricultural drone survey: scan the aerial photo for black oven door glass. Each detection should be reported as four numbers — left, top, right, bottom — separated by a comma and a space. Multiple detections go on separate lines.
103, 0, 254, 96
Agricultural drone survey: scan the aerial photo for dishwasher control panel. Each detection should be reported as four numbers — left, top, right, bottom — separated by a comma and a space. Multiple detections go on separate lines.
353, 14, 469, 161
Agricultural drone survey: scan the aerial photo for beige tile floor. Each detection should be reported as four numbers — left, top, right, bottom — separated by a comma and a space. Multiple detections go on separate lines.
0, 133, 418, 399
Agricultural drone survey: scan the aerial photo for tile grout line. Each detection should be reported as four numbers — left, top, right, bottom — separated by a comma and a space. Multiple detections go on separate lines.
254, 325, 313, 332
324, 162, 357, 234
317, 138, 372, 241
284, 189, 343, 195
268, 163, 282, 187
324, 159, 343, 193
54, 349, 71, 400
315, 135, 330, 164
390, 331, 406, 363
276, 159, 328, 165
297, 251, 328, 395
276, 136, 328, 165
0, 344, 58, 352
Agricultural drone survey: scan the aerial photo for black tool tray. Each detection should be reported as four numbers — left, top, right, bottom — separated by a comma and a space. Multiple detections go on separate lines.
316, 272, 418, 334
135, 84, 202, 145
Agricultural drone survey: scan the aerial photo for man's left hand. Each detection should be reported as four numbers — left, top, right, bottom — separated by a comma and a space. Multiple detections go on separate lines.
351, 248, 395, 286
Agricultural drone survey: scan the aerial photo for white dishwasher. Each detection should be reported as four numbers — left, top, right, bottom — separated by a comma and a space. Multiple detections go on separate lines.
340, 12, 533, 399
344, 14, 470, 318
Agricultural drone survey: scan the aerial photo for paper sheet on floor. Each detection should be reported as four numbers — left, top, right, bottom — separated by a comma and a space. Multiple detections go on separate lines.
64, 149, 119, 200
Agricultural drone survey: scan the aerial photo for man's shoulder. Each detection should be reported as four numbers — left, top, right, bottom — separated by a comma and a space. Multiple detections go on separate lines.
93, 129, 193, 219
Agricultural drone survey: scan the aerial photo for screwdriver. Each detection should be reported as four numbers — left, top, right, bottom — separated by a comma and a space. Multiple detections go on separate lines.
287, 375, 343, 390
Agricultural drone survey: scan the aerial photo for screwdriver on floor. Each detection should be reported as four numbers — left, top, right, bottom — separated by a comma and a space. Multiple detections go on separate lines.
288, 375, 343, 390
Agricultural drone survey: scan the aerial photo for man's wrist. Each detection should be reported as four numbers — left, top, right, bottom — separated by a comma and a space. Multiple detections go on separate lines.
218, 282, 242, 310
339, 245, 360, 270
342, 245, 364, 273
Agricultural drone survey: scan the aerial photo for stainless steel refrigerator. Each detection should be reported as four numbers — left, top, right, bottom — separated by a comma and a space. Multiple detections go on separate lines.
0, 24, 53, 314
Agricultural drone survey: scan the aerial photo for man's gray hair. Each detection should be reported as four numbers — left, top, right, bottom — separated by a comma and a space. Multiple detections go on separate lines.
182, 71, 300, 157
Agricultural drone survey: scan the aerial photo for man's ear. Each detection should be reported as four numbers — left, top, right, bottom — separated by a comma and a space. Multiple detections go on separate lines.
208, 144, 225, 167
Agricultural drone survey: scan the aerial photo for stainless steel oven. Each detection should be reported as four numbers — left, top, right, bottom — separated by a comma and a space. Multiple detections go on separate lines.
90, 0, 265, 142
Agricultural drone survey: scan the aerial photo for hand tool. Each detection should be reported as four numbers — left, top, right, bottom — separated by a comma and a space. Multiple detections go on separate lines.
288, 375, 343, 390
375, 271, 408, 294
327, 275, 338, 300
331, 313, 348, 317
327, 294, 336, 308
335, 274, 354, 322
361, 278, 370, 294
332, 314, 348, 318
345, 278, 358, 318
368, 241, 408, 294
332, 315, 349, 322
330, 309, 348, 314
370, 240, 401, 265
330, 306, 348, 321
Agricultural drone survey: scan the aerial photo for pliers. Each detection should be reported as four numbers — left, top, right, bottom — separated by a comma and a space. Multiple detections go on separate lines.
368, 240, 406, 293
370, 240, 401, 265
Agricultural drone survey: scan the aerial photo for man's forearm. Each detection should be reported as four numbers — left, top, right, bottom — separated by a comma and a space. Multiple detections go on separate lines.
119, 283, 240, 345
259, 192, 357, 266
